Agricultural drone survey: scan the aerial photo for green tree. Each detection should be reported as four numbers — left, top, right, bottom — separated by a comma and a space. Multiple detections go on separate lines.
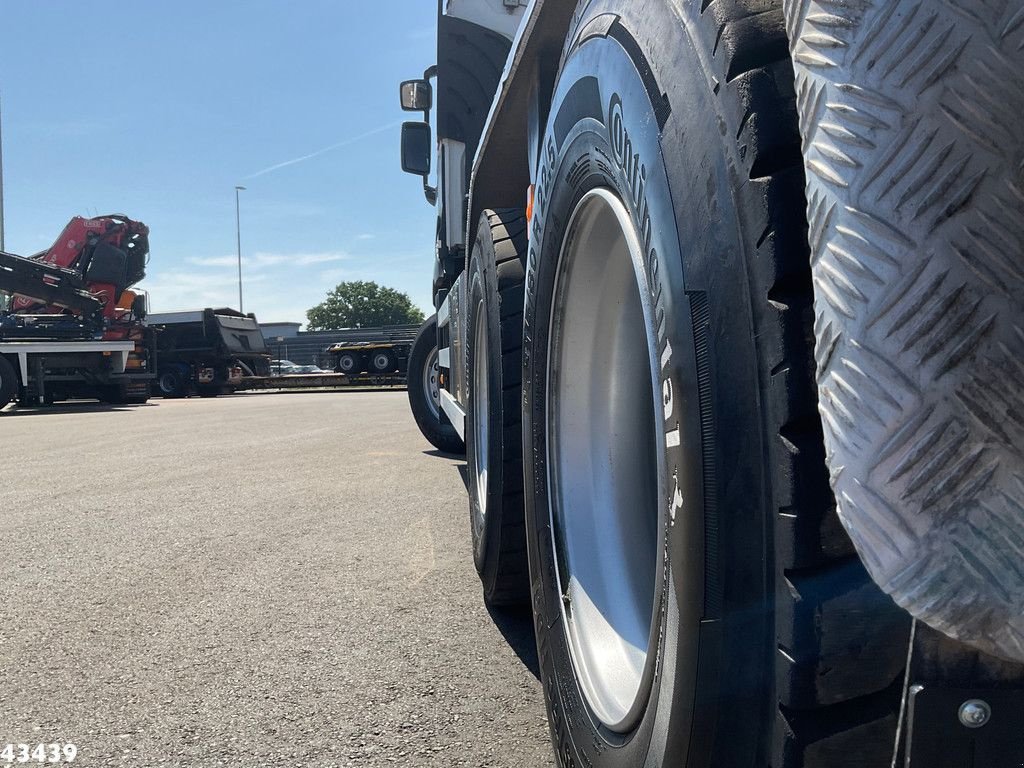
306, 280, 425, 330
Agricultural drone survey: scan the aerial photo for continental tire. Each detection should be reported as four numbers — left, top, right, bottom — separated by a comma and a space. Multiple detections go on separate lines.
466, 209, 530, 606
0, 355, 17, 409
785, 0, 1024, 662
521, 2, 910, 766
408, 314, 464, 455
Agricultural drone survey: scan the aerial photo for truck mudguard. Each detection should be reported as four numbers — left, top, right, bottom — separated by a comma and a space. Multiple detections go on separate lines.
785, 0, 1024, 661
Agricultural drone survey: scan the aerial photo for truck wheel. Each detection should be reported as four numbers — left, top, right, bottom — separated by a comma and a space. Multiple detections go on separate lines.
100, 383, 150, 406
157, 369, 187, 399
337, 352, 361, 375
0, 355, 17, 409
466, 209, 529, 605
408, 314, 464, 455
370, 350, 396, 373
99, 385, 149, 409
521, 3, 910, 767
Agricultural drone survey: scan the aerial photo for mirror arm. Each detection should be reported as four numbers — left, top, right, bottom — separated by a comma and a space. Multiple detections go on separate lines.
421, 65, 438, 124
421, 67, 438, 203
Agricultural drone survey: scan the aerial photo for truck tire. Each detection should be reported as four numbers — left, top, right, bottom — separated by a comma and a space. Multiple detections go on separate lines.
337, 352, 361, 375
466, 209, 529, 605
785, 0, 1024, 662
0, 355, 17, 409
521, 2, 910, 767
369, 350, 396, 373
101, 382, 150, 405
157, 368, 187, 399
408, 314, 464, 455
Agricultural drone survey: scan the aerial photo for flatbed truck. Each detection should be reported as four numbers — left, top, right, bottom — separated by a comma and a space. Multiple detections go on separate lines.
0, 215, 155, 408
324, 324, 418, 375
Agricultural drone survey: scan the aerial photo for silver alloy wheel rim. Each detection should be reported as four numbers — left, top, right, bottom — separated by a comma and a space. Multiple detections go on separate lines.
159, 373, 176, 394
423, 347, 441, 420
374, 353, 390, 370
546, 187, 664, 733
472, 299, 490, 519
341, 355, 355, 372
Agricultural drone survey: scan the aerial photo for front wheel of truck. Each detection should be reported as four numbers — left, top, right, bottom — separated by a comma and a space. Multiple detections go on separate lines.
408, 314, 464, 455
522, 2, 910, 766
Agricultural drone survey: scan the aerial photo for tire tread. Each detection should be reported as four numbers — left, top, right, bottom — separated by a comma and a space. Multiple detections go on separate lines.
694, 0, 910, 763
468, 209, 530, 605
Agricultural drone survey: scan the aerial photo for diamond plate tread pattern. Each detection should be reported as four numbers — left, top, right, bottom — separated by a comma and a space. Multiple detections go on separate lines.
782, 0, 1024, 661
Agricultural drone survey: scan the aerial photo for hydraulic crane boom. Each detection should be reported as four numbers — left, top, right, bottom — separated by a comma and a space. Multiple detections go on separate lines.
0, 249, 103, 319
0, 214, 149, 340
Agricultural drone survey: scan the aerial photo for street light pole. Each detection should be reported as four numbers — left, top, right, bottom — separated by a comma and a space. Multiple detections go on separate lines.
235, 185, 246, 313
1, 92, 6, 253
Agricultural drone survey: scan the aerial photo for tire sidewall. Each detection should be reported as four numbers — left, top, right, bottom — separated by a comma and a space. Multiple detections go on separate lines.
466, 239, 507, 578
408, 317, 439, 421
158, 369, 184, 398
523, 27, 706, 767
339, 354, 358, 374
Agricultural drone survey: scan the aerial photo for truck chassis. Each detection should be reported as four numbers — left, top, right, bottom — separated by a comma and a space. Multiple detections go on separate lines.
0, 340, 136, 408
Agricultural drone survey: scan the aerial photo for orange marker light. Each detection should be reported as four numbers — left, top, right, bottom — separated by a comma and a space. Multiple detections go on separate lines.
526, 184, 535, 229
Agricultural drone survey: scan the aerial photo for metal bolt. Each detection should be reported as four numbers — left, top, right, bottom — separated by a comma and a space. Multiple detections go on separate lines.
958, 699, 991, 728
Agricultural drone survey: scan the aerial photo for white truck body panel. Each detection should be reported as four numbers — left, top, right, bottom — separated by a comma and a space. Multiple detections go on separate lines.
0, 341, 134, 386
440, 388, 466, 440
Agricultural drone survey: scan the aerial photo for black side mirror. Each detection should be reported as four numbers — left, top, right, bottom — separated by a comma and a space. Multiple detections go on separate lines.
400, 79, 432, 112
401, 122, 432, 176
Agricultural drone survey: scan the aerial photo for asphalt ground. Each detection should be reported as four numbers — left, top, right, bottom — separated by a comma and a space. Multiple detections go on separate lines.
0, 391, 553, 767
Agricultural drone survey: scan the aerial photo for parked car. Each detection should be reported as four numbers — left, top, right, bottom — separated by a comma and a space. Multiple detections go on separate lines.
271, 360, 299, 375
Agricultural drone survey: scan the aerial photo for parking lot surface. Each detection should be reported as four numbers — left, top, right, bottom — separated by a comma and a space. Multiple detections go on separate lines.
0, 392, 553, 767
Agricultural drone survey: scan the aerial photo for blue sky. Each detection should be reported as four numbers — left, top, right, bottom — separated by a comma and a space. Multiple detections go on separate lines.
0, 1, 439, 324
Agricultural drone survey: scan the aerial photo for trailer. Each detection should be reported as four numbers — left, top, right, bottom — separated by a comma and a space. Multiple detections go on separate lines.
398, 2, 1024, 766
322, 324, 418, 375
234, 371, 406, 392
148, 308, 271, 398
